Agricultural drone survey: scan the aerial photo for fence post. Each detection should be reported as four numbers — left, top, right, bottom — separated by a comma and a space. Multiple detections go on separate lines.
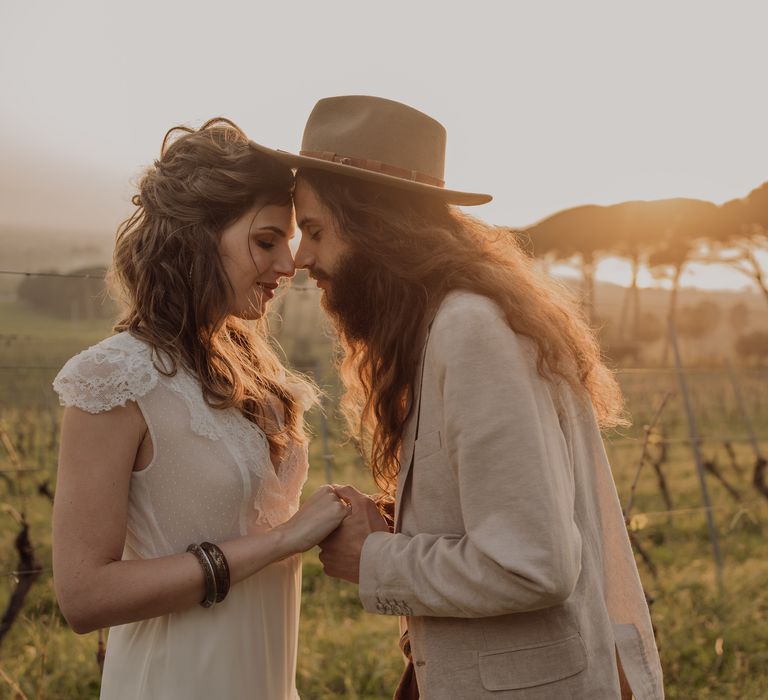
726, 360, 768, 499
668, 319, 724, 595
313, 363, 334, 485
726, 361, 764, 461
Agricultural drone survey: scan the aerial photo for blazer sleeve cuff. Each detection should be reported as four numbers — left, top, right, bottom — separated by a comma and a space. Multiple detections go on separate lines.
359, 531, 388, 612
359, 531, 415, 616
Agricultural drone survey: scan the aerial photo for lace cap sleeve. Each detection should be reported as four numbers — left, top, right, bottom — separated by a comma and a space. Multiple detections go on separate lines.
52, 333, 159, 414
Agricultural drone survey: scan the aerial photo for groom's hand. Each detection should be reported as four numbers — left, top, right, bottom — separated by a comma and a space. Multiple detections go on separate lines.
318, 485, 390, 584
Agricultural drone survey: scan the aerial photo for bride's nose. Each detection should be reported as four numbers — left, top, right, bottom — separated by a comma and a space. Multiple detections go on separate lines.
274, 245, 296, 278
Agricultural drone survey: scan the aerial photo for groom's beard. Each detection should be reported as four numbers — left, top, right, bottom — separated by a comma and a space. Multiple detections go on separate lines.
319, 249, 378, 344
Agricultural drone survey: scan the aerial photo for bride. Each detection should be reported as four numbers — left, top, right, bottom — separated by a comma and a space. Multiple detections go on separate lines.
51, 118, 349, 699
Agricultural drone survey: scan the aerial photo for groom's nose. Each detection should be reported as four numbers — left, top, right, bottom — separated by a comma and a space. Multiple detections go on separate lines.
294, 239, 314, 270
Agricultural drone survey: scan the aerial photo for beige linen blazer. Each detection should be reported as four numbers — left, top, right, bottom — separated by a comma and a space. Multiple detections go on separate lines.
359, 291, 664, 699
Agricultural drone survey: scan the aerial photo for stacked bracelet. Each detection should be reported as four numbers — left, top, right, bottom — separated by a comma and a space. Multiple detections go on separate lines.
187, 543, 219, 608
200, 541, 231, 603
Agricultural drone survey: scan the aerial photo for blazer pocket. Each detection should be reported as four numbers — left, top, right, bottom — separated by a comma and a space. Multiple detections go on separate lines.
478, 634, 587, 691
414, 429, 442, 462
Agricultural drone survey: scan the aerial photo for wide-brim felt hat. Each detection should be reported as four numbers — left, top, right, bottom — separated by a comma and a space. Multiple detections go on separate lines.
249, 95, 492, 206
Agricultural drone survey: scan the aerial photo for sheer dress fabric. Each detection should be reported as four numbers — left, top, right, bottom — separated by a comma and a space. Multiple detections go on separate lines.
53, 332, 310, 699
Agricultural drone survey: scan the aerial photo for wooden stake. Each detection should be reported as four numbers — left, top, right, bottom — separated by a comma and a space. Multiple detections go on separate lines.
624, 392, 672, 518
725, 361, 768, 501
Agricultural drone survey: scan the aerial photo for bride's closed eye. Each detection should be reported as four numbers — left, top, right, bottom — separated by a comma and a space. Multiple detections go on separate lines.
251, 234, 275, 251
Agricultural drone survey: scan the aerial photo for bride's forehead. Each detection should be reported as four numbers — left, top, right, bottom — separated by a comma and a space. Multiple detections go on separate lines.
221, 203, 295, 241
252, 203, 294, 228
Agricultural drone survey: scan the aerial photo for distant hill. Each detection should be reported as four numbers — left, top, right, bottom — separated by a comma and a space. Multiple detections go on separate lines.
0, 225, 114, 299
592, 279, 768, 327
590, 279, 768, 364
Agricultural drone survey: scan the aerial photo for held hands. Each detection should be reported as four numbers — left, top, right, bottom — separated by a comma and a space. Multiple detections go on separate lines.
318, 485, 391, 584
275, 485, 351, 554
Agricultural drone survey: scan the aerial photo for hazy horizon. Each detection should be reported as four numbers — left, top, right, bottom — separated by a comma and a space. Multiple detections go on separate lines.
2, 0, 767, 292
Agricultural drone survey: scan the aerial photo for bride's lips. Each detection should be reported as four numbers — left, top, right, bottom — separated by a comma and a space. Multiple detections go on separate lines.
257, 282, 278, 299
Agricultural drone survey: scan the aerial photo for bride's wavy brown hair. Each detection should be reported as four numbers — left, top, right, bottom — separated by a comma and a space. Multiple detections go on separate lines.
299, 169, 626, 492
110, 118, 315, 459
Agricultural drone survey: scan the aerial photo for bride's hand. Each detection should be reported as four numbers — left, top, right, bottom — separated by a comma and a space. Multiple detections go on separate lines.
274, 485, 350, 553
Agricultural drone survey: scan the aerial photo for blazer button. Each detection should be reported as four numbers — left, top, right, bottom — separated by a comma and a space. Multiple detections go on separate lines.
415, 660, 426, 667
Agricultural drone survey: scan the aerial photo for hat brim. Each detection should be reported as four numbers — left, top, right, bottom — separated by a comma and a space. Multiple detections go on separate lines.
249, 141, 492, 206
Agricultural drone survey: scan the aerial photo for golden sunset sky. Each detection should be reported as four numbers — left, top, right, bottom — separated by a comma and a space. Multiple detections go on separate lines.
1, 1, 766, 290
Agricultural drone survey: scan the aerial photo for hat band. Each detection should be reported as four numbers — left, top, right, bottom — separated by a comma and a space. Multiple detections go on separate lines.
299, 150, 445, 188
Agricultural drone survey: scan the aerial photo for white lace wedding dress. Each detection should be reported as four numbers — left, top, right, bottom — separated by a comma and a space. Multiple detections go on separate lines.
53, 332, 310, 699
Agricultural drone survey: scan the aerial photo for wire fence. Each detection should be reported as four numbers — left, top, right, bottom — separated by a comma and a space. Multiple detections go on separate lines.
0, 268, 322, 292
0, 270, 104, 280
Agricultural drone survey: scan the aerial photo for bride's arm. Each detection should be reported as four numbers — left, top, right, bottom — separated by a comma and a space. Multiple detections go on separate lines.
53, 402, 346, 634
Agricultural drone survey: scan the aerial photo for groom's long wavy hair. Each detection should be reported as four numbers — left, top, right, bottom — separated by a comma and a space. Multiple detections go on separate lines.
110, 118, 314, 460
299, 169, 625, 493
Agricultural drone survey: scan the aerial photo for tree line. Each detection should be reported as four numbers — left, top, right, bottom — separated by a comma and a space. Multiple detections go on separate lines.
516, 182, 768, 330
514, 182, 768, 362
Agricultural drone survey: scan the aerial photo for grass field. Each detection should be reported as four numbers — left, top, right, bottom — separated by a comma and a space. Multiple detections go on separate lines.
1, 296, 767, 699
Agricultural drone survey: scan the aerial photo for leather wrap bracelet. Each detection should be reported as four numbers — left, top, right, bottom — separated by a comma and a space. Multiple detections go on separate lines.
200, 541, 231, 603
187, 543, 218, 608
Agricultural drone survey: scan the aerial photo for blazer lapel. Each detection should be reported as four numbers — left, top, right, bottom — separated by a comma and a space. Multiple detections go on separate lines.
394, 308, 438, 530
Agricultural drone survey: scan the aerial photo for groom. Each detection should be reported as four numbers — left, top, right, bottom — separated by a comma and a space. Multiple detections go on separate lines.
251, 96, 663, 699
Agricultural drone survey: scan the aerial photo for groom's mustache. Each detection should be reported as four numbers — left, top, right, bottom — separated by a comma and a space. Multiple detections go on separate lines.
309, 268, 332, 283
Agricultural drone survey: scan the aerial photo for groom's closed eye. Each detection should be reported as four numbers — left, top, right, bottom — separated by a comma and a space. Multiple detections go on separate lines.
298, 216, 323, 235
